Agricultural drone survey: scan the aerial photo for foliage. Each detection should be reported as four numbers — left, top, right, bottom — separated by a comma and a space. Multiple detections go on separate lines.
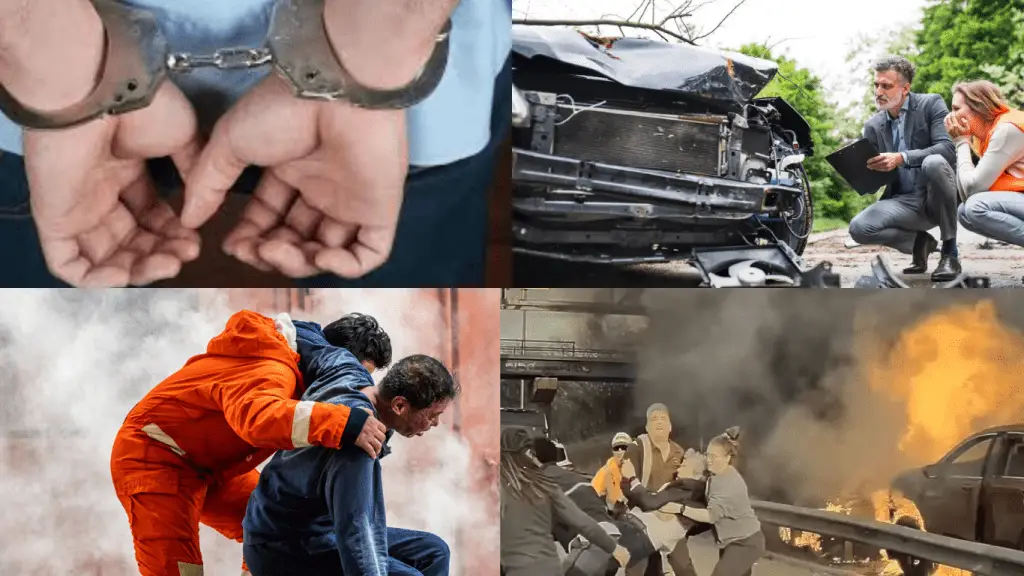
912, 0, 1024, 107
737, 44, 869, 221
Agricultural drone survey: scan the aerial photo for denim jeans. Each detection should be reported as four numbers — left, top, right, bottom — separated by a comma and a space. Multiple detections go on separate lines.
0, 57, 510, 287
243, 527, 451, 576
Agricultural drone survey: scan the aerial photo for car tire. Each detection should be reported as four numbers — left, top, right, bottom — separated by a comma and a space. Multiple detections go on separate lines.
890, 516, 936, 576
770, 166, 814, 256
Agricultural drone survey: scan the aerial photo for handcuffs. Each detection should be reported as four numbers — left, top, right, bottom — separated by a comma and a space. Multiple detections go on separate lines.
0, 0, 451, 129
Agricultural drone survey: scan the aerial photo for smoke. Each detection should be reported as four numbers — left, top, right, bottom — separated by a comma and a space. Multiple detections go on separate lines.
628, 289, 1009, 506
0, 289, 494, 575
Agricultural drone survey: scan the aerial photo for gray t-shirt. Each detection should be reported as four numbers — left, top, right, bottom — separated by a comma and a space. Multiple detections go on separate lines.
705, 466, 762, 547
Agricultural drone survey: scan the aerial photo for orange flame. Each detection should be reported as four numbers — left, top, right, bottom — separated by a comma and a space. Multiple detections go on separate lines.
786, 301, 1024, 575
864, 300, 1024, 464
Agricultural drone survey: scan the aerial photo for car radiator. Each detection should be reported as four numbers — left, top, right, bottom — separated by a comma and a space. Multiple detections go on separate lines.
553, 105, 726, 177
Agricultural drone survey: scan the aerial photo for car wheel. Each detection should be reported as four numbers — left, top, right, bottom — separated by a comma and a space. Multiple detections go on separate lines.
890, 516, 936, 576
770, 166, 814, 256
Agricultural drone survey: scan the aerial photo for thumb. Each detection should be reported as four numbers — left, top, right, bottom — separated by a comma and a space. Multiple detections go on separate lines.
181, 124, 245, 229
171, 135, 203, 183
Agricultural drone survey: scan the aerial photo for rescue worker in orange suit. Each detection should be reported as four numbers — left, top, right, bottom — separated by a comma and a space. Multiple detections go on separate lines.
109, 309, 392, 576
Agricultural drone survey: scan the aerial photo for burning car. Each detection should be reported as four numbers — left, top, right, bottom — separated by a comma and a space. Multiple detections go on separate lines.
511, 24, 815, 266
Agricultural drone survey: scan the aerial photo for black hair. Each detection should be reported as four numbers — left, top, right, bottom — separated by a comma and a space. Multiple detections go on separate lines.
378, 354, 458, 409
532, 437, 559, 464
322, 313, 392, 369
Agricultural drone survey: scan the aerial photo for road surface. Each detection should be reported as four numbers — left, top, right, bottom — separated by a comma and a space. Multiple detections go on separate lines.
802, 223, 1024, 288
686, 532, 854, 575
512, 222, 1024, 288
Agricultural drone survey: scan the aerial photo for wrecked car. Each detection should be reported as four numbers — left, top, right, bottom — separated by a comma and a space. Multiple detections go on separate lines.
511, 24, 815, 265
886, 424, 1024, 574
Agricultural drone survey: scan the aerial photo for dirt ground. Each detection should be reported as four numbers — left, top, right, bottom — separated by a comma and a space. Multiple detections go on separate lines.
513, 223, 1024, 288
802, 224, 1024, 288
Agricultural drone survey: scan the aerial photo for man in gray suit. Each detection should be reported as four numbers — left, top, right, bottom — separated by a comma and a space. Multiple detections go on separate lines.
849, 55, 961, 280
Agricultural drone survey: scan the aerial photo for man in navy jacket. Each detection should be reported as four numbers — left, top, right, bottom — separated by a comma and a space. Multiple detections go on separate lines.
242, 319, 459, 575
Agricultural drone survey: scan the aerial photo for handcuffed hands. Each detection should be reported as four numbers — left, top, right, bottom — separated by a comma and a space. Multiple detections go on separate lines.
26, 81, 203, 287
26, 74, 408, 286
182, 74, 408, 279
866, 152, 905, 172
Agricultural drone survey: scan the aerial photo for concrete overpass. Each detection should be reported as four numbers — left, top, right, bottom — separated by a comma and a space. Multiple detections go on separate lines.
500, 339, 637, 383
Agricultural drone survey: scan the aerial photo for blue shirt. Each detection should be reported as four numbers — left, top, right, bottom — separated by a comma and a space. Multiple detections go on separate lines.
0, 0, 511, 167
888, 96, 915, 195
243, 320, 396, 574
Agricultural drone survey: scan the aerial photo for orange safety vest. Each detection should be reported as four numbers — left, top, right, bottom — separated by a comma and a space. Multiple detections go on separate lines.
974, 109, 1024, 192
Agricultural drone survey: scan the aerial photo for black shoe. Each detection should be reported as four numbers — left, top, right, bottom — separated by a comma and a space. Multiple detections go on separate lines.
902, 232, 938, 274
931, 254, 962, 282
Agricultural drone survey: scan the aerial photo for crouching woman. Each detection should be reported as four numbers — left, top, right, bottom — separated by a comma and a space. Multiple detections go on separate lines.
948, 80, 1024, 246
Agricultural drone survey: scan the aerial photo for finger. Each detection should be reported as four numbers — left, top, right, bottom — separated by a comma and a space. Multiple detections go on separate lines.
314, 226, 394, 278
182, 121, 247, 229
130, 252, 183, 286
357, 438, 376, 459
223, 173, 295, 268
79, 204, 137, 264
39, 238, 126, 287
370, 427, 386, 443
257, 238, 321, 277
318, 219, 356, 249
283, 197, 323, 240
121, 174, 201, 263
171, 136, 203, 182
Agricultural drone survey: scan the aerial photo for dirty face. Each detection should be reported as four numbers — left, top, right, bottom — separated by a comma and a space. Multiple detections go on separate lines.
646, 409, 671, 442
951, 91, 984, 138
389, 397, 450, 438
874, 69, 909, 112
705, 443, 732, 475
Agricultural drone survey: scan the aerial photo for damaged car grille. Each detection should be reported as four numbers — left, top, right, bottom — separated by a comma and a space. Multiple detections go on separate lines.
554, 106, 724, 176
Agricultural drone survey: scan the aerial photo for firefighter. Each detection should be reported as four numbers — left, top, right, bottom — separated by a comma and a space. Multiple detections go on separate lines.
109, 310, 390, 576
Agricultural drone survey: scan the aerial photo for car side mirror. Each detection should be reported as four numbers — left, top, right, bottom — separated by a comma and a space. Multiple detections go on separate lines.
923, 464, 938, 479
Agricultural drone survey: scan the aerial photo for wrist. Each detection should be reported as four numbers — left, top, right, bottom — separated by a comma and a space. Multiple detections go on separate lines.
322, 0, 455, 90
0, 0, 104, 111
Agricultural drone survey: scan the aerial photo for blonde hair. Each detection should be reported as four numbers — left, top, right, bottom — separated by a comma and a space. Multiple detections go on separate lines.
952, 80, 1011, 123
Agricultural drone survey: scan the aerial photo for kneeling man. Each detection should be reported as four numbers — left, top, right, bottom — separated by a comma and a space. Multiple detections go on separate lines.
242, 319, 459, 576
849, 55, 961, 280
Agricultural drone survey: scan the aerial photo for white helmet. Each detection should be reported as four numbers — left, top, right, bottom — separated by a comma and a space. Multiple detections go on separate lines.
611, 432, 632, 449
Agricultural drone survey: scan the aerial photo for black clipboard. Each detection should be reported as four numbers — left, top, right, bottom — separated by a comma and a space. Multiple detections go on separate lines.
826, 138, 899, 196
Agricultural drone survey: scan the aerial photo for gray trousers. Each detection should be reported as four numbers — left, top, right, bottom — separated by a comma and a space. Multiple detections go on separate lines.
958, 191, 1024, 247
849, 154, 959, 253
710, 531, 766, 576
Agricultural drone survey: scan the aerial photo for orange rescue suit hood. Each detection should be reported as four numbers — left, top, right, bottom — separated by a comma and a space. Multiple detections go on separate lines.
201, 310, 304, 390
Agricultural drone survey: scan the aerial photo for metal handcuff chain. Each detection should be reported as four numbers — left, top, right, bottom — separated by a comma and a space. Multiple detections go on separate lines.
0, 0, 451, 130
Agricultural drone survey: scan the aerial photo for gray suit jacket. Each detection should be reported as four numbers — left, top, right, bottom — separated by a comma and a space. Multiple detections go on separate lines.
863, 92, 956, 200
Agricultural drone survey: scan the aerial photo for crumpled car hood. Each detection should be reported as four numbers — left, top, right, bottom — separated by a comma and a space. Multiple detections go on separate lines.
512, 24, 779, 105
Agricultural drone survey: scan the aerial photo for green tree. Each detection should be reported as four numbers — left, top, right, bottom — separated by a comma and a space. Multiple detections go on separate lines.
737, 43, 868, 221
912, 0, 1024, 105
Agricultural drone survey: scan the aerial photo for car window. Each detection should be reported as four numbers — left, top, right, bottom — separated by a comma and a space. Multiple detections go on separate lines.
946, 436, 994, 477
1004, 438, 1024, 478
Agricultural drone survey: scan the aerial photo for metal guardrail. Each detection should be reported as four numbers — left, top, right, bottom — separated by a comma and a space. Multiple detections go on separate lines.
499, 338, 633, 361
753, 500, 1024, 576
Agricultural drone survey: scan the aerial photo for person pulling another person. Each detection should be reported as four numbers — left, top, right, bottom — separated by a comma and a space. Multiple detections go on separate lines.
947, 80, 1024, 247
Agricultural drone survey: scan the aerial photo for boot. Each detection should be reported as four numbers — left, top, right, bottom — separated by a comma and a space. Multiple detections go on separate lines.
902, 232, 938, 274
932, 252, 962, 282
